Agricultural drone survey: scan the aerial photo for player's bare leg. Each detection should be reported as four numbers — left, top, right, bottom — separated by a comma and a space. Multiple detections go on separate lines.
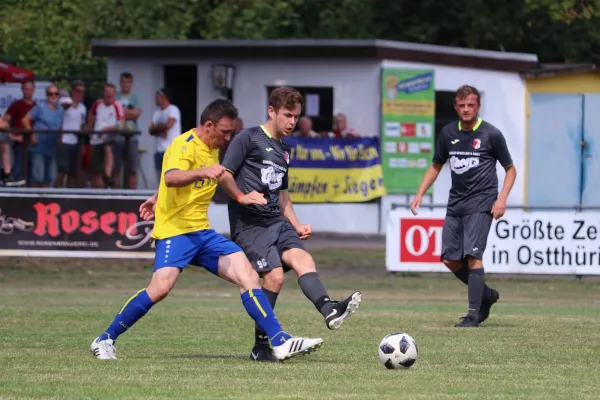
91, 267, 180, 359
217, 251, 323, 361
282, 248, 362, 330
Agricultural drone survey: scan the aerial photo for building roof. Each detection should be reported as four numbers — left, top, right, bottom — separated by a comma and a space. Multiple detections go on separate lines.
522, 63, 597, 78
91, 39, 538, 72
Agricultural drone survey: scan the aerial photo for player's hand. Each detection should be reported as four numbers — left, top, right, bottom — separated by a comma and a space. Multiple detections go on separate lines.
238, 191, 267, 206
491, 197, 507, 220
296, 224, 312, 240
200, 164, 226, 180
139, 195, 157, 221
409, 195, 422, 215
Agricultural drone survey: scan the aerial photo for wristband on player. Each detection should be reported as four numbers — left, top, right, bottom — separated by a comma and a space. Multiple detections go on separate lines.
236, 193, 244, 203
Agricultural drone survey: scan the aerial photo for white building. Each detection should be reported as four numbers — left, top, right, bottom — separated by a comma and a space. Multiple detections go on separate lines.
92, 39, 538, 234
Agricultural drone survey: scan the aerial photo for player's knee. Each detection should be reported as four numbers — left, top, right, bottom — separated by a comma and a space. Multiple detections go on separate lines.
466, 256, 483, 269
282, 248, 315, 275
146, 268, 179, 302
263, 268, 285, 292
442, 259, 463, 272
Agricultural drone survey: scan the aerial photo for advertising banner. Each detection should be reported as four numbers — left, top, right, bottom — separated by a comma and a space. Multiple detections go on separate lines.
386, 209, 600, 275
380, 68, 435, 194
286, 137, 387, 203
0, 195, 154, 258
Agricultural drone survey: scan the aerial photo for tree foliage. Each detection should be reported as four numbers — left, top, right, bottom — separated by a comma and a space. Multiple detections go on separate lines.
2, 0, 600, 83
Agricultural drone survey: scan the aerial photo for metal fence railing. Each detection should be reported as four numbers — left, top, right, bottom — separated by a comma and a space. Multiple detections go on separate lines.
0, 128, 140, 188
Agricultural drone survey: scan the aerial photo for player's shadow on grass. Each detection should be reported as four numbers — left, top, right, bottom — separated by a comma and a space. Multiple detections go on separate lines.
166, 354, 330, 363
478, 322, 516, 328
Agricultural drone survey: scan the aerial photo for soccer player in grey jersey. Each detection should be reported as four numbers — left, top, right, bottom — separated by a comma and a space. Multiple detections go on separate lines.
410, 85, 517, 328
220, 87, 362, 360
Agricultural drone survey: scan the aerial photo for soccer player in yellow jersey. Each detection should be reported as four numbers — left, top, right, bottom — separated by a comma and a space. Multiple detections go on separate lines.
91, 99, 323, 361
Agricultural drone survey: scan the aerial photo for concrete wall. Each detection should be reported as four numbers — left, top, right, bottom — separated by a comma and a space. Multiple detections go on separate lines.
105, 57, 526, 234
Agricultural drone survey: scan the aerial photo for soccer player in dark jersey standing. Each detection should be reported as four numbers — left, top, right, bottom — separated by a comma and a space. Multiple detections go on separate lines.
220, 87, 362, 360
410, 85, 517, 327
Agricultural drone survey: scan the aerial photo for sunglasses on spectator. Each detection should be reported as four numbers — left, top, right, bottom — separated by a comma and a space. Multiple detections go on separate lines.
47, 92, 59, 96
74, 88, 85, 93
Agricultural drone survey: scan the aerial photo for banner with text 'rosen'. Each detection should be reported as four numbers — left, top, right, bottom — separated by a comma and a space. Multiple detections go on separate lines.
386, 209, 600, 275
0, 196, 155, 258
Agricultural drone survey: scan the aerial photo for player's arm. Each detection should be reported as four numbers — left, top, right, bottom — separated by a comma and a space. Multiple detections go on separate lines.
160, 142, 224, 188
219, 131, 267, 205
279, 172, 311, 239
491, 131, 517, 219
410, 131, 447, 215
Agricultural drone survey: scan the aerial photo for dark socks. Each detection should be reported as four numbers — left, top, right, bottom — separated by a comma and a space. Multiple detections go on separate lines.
254, 288, 279, 346
298, 272, 334, 317
468, 268, 485, 316
453, 264, 492, 300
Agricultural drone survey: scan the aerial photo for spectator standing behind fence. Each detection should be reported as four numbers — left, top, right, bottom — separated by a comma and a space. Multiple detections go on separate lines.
56, 80, 86, 188
294, 116, 320, 138
327, 113, 359, 138
21, 84, 64, 188
116, 72, 142, 189
0, 117, 25, 186
87, 83, 125, 189
2, 79, 36, 185
148, 88, 181, 183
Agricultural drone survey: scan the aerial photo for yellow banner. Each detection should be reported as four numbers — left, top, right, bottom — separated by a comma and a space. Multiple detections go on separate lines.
382, 100, 435, 116
288, 165, 387, 203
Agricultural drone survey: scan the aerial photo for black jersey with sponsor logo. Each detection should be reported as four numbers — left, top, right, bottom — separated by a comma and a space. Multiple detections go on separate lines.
432, 118, 513, 217
222, 125, 290, 234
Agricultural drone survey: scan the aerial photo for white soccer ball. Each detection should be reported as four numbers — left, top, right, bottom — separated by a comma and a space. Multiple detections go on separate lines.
378, 332, 418, 369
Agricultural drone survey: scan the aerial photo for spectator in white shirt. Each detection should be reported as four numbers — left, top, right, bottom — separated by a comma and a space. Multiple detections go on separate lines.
87, 83, 125, 189
148, 88, 181, 183
57, 80, 86, 187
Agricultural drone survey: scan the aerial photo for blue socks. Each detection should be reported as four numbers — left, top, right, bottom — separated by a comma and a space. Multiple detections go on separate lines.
99, 289, 155, 341
241, 289, 291, 346
98, 288, 291, 347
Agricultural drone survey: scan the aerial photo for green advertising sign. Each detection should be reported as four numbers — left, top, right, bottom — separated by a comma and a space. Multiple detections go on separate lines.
380, 68, 435, 194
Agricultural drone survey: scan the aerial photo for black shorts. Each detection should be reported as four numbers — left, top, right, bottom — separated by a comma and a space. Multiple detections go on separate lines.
441, 212, 493, 261
232, 221, 305, 273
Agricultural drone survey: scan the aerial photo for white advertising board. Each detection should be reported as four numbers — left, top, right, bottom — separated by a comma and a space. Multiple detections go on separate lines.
386, 209, 600, 275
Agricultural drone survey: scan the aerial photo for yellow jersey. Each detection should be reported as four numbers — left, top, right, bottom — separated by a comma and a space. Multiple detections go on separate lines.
152, 130, 220, 240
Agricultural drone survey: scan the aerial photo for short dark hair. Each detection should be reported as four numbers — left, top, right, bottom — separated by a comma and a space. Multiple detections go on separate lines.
269, 87, 303, 112
71, 79, 85, 89
21, 79, 34, 89
200, 99, 238, 125
120, 72, 133, 80
156, 88, 171, 102
455, 85, 481, 104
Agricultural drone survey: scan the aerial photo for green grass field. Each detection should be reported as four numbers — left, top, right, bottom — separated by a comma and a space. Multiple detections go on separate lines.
1, 249, 600, 400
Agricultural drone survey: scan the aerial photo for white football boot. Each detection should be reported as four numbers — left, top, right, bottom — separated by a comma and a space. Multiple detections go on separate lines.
90, 337, 117, 360
272, 337, 323, 361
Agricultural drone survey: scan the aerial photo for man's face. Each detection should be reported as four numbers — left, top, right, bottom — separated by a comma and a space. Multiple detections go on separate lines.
205, 117, 235, 149
46, 85, 60, 105
104, 86, 116, 104
120, 77, 133, 93
454, 94, 480, 123
298, 119, 311, 134
269, 103, 301, 137
335, 115, 347, 131
22, 82, 34, 100
71, 84, 85, 102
